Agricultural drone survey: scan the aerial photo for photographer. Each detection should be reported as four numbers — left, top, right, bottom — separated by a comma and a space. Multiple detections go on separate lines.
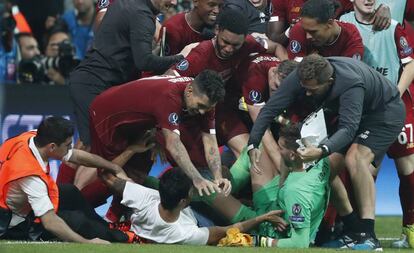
17, 22, 80, 85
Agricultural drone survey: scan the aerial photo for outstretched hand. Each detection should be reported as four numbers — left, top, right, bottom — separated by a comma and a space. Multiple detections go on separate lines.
193, 177, 221, 197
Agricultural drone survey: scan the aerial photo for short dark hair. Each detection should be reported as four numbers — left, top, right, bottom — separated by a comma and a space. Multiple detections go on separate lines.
193, 69, 225, 104
34, 116, 74, 147
217, 8, 248, 35
279, 124, 301, 151
159, 167, 192, 211
277, 60, 299, 79
297, 54, 334, 84
301, 0, 341, 23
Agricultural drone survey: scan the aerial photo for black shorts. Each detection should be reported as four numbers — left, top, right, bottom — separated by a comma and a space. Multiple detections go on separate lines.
353, 98, 405, 167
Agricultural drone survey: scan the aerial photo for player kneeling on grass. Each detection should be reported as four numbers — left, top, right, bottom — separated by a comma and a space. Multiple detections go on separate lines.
101, 167, 287, 245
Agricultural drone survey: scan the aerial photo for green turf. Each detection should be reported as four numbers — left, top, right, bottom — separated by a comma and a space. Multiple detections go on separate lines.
0, 216, 411, 253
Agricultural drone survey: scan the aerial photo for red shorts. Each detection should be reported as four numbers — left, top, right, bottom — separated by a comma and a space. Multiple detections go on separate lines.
215, 101, 249, 145
388, 84, 414, 159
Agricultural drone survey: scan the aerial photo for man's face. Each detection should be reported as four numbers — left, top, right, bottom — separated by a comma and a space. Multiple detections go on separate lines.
301, 17, 332, 47
46, 32, 70, 57
249, 0, 265, 8
268, 66, 283, 92
215, 29, 245, 59
155, 0, 178, 13
300, 78, 332, 100
73, 0, 94, 15
185, 84, 215, 115
19, 36, 40, 60
194, 0, 223, 26
353, 0, 375, 16
277, 137, 297, 167
50, 137, 73, 160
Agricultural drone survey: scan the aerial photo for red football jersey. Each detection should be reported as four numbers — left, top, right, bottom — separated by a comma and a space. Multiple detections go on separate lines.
172, 35, 267, 82
242, 54, 280, 106
287, 20, 364, 60
161, 13, 206, 56
89, 76, 215, 147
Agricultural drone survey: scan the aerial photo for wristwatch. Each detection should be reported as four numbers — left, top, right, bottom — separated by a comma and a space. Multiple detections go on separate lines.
318, 144, 330, 158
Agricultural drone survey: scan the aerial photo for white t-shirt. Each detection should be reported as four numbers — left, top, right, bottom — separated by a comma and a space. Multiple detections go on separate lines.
6, 137, 73, 227
121, 182, 209, 245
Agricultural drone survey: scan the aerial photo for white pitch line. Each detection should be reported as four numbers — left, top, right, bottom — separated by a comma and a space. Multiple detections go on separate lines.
378, 237, 400, 241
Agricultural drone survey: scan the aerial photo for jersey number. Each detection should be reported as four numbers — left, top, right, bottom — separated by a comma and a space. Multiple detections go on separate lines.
398, 124, 413, 145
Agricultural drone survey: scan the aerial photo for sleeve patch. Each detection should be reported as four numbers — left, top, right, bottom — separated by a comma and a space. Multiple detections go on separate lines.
176, 59, 189, 71
249, 90, 262, 103
97, 0, 110, 9
400, 37, 413, 56
289, 40, 301, 53
289, 203, 305, 222
168, 112, 180, 125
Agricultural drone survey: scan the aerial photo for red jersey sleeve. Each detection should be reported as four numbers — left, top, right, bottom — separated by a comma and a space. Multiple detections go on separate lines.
287, 22, 308, 60
270, 0, 287, 22
242, 63, 269, 105
201, 109, 216, 134
154, 97, 182, 133
340, 23, 364, 60
245, 35, 268, 54
395, 23, 414, 64
172, 45, 207, 77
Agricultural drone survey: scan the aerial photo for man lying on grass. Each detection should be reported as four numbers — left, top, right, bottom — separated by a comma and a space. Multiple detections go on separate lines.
101, 167, 287, 245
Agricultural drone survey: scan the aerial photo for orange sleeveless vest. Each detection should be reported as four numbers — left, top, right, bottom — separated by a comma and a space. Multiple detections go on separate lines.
0, 131, 59, 216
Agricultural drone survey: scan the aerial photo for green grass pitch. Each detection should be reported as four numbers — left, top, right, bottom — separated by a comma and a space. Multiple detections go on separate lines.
0, 216, 411, 253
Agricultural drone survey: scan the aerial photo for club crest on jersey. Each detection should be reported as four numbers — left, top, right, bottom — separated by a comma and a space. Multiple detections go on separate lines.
290, 203, 305, 222
249, 90, 262, 103
400, 37, 413, 56
289, 40, 301, 54
176, 59, 189, 71
168, 113, 179, 125
352, 53, 361, 60
98, 0, 110, 9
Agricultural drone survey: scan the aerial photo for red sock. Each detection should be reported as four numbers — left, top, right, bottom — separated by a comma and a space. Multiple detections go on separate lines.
56, 162, 77, 184
399, 171, 414, 226
322, 203, 338, 228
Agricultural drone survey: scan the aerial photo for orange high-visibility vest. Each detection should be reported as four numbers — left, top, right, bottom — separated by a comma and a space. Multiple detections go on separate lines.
0, 131, 59, 217
11, 5, 32, 34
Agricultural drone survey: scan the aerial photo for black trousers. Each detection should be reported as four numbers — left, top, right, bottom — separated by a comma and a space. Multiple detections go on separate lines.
1, 184, 128, 242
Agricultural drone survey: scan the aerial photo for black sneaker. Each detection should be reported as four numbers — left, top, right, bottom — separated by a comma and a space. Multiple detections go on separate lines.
321, 231, 360, 249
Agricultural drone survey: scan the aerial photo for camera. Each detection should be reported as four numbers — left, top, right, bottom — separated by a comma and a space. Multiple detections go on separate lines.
18, 40, 80, 83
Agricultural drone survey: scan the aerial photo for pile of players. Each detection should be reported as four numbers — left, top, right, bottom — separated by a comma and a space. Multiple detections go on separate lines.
1, 0, 414, 251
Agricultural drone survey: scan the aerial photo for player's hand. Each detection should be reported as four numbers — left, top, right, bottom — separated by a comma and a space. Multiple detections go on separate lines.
115, 169, 132, 182
248, 148, 262, 174
193, 177, 221, 197
128, 130, 156, 153
296, 146, 322, 162
262, 210, 287, 232
87, 238, 111, 244
214, 178, 232, 196
372, 4, 391, 31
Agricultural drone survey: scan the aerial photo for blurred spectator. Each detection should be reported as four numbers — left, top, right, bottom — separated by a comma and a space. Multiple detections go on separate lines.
16, 33, 40, 60
15, 0, 63, 52
0, 0, 18, 84
62, 0, 95, 59
44, 25, 71, 85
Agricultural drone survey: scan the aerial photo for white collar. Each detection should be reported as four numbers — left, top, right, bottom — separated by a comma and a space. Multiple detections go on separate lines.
29, 136, 49, 173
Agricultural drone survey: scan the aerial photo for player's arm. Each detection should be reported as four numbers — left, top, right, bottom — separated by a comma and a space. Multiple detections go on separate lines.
395, 25, 414, 96
69, 149, 125, 178
206, 210, 287, 245
129, 12, 184, 73
247, 104, 282, 171
251, 34, 288, 61
162, 128, 220, 196
202, 132, 231, 196
41, 210, 109, 244
372, 3, 391, 31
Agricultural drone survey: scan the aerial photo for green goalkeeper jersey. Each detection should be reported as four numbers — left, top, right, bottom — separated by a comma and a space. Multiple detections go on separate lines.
277, 157, 331, 247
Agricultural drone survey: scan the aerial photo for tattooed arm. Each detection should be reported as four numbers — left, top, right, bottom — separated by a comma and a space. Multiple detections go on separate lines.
162, 128, 221, 196
201, 132, 231, 196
